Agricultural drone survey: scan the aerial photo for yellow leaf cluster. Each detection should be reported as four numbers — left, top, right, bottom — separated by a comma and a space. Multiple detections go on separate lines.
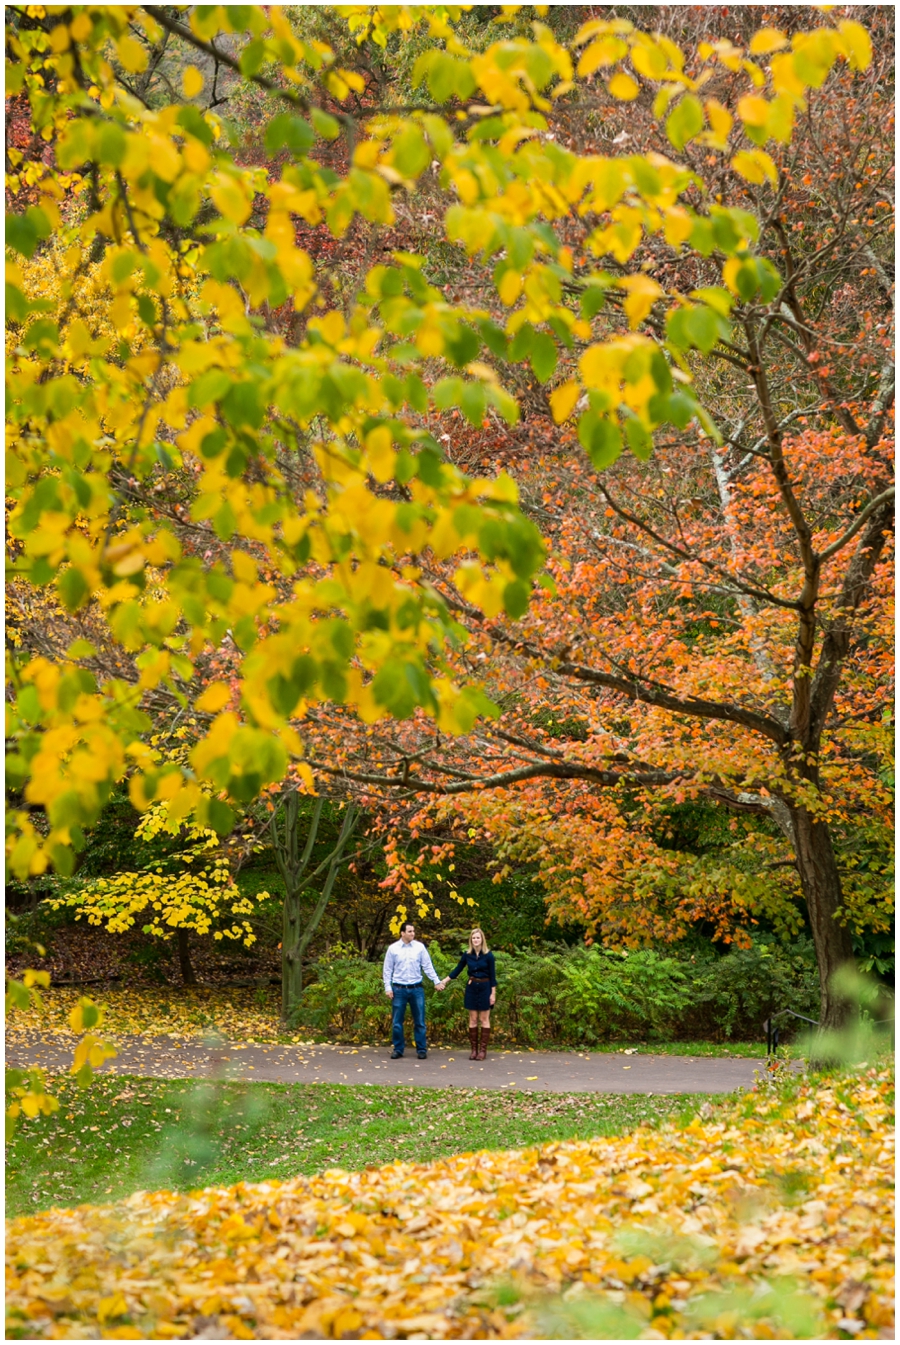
5, 6, 877, 879
6, 979, 115, 1133
5, 1066, 893, 1339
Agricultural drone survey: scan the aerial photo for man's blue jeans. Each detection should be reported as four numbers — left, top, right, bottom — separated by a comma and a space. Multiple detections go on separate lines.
391, 983, 426, 1055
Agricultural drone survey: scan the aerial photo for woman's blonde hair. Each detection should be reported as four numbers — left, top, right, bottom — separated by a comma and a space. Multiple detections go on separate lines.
467, 927, 490, 954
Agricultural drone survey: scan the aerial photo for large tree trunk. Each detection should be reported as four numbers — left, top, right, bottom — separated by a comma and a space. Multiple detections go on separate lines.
791, 806, 856, 1029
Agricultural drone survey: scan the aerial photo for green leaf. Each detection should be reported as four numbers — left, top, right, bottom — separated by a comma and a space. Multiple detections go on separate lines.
485, 383, 519, 426
6, 282, 30, 322
176, 105, 214, 148
79, 1000, 102, 1030
207, 798, 236, 836
478, 319, 509, 359
6, 207, 51, 259
94, 122, 127, 167
460, 381, 487, 427
433, 377, 466, 410
213, 500, 237, 541
311, 108, 340, 140
420, 52, 476, 104
625, 415, 653, 460
265, 113, 314, 159
666, 391, 697, 429
240, 37, 267, 77
510, 323, 535, 362
529, 331, 558, 384
392, 124, 430, 178
189, 369, 232, 407
58, 568, 90, 611
684, 305, 720, 353
220, 380, 265, 429
371, 660, 417, 718
581, 284, 608, 319
578, 413, 623, 469
503, 580, 531, 618
453, 685, 499, 733
136, 294, 157, 328
75, 1062, 94, 1090
666, 94, 704, 151
444, 324, 481, 368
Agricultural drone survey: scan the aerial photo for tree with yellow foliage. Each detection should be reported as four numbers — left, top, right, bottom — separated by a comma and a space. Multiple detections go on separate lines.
6, 7, 883, 1039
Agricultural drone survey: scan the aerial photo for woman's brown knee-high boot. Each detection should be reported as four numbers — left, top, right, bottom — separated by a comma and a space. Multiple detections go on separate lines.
468, 1027, 479, 1059
477, 1028, 490, 1060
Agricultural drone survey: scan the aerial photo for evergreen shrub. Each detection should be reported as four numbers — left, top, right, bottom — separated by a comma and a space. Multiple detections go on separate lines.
296, 938, 821, 1045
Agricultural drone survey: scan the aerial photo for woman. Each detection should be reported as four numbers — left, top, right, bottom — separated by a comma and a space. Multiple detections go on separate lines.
438, 928, 497, 1060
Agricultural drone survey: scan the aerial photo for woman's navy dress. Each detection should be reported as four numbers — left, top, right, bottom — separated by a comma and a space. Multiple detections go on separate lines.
448, 950, 497, 1011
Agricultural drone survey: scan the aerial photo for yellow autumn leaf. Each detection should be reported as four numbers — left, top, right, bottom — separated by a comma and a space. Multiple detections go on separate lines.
195, 683, 233, 714
498, 270, 522, 306
115, 35, 148, 74
731, 149, 778, 185
704, 98, 733, 142
19, 1093, 42, 1118
607, 72, 639, 101
549, 381, 581, 424
838, 19, 873, 71
183, 65, 204, 98
577, 37, 627, 76
749, 28, 788, 55
737, 94, 770, 127
621, 275, 663, 328
364, 425, 397, 483
209, 174, 252, 226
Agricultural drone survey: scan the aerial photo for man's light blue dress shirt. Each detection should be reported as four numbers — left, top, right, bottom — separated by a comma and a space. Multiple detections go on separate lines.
382, 939, 440, 992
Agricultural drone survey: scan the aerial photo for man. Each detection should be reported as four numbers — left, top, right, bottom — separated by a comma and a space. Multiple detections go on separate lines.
382, 921, 442, 1059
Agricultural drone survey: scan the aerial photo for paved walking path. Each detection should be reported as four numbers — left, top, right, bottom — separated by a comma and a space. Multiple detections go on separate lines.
7, 1030, 766, 1094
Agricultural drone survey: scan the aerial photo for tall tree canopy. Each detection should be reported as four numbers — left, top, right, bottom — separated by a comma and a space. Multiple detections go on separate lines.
6, 5, 892, 1026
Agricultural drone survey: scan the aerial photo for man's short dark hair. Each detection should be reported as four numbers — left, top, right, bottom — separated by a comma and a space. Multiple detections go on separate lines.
402, 922, 415, 933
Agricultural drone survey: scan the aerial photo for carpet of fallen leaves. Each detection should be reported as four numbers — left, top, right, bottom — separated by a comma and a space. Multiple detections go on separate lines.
6, 1065, 893, 1340
6, 986, 309, 1045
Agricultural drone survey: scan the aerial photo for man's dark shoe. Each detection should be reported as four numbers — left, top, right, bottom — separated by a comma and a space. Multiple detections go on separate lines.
417, 1051, 427, 1059
390, 1051, 404, 1059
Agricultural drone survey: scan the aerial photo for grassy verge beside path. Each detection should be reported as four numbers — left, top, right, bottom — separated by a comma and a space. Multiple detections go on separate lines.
6, 1074, 711, 1218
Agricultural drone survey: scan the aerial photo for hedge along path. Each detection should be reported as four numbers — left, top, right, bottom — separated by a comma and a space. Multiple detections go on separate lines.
6, 1067, 893, 1341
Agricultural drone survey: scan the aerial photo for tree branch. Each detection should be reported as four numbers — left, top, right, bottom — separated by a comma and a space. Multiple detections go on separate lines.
819, 487, 896, 563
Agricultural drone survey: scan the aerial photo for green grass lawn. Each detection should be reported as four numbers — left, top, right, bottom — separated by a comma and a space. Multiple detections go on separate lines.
577, 1040, 765, 1058
6, 1073, 715, 1218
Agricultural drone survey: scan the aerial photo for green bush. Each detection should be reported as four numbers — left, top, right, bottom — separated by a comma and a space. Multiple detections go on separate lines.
295, 938, 821, 1046
558, 948, 691, 1042
682, 938, 820, 1039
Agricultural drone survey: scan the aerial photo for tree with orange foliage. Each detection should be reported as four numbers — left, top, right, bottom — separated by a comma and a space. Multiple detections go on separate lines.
316, 8, 893, 1031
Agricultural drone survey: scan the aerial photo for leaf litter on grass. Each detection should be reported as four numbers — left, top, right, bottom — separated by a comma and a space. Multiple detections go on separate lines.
6, 1064, 893, 1340
6, 1074, 697, 1217
5, 985, 766, 1054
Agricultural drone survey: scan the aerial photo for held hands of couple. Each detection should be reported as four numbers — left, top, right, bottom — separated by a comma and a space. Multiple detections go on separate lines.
386, 985, 447, 995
